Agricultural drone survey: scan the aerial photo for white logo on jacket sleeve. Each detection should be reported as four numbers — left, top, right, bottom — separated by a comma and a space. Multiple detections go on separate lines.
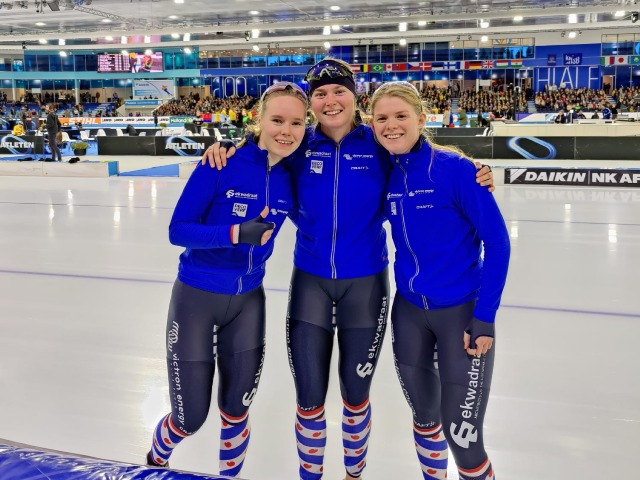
311, 160, 323, 174
232, 203, 248, 217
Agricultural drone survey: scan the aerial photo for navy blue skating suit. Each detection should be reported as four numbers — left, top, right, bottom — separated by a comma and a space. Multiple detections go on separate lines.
385, 138, 510, 480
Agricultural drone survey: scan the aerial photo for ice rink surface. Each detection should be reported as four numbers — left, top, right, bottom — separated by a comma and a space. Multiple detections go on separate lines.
0, 172, 638, 480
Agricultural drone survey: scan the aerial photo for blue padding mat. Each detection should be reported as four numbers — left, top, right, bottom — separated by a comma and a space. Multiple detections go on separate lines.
0, 443, 232, 479
120, 164, 179, 177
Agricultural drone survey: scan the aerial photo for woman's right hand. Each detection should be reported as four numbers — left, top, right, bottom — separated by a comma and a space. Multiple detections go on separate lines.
201, 142, 236, 170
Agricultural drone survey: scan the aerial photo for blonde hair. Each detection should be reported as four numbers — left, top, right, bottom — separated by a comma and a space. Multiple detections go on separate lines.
239, 88, 307, 147
370, 82, 470, 160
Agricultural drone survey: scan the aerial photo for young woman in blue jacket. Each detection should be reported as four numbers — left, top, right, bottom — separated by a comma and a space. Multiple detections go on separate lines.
369, 81, 510, 480
203, 59, 494, 480
145, 82, 308, 477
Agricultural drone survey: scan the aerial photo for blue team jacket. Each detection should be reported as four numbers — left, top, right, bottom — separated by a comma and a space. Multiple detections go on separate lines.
384, 142, 510, 323
286, 125, 391, 279
169, 140, 292, 295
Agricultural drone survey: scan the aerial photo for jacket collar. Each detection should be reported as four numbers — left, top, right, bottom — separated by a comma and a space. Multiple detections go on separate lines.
307, 123, 368, 148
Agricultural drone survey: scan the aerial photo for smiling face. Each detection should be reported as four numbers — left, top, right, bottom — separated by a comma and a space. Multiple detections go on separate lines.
310, 84, 356, 141
370, 94, 426, 155
257, 94, 307, 164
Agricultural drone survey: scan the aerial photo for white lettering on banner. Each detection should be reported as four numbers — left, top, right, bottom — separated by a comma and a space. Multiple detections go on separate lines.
524, 171, 588, 183
166, 142, 205, 150
1, 142, 34, 148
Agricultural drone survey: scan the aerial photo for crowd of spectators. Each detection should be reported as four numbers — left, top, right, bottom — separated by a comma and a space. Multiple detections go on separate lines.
154, 92, 258, 126
535, 85, 640, 113
458, 88, 528, 117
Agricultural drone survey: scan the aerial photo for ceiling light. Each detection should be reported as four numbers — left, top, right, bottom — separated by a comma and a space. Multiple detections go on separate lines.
183, 33, 190, 41
399, 22, 408, 32
39, 39, 48, 44
121, 50, 128, 55
59, 51, 67, 57
144, 49, 153, 55
105, 36, 113, 41
331, 25, 340, 31
568, 14, 577, 23
249, 10, 259, 15
418, 20, 427, 26
614, 11, 625, 17
323, 41, 331, 49
35, 22, 46, 26
568, 31, 576, 38
481, 35, 488, 42
330, 5, 340, 11
58, 39, 65, 45
101, 19, 112, 23
513, 16, 523, 22
171, 33, 180, 39
144, 35, 151, 43
184, 47, 192, 54
168, 15, 178, 19
121, 36, 127, 44
251, 29, 259, 38
323, 26, 331, 35
252, 45, 260, 52
480, 20, 489, 28
174, 0, 184, 3
399, 38, 407, 46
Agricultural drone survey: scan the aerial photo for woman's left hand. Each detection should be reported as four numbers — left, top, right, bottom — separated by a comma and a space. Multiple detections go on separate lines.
474, 161, 495, 192
464, 333, 493, 357
463, 317, 495, 357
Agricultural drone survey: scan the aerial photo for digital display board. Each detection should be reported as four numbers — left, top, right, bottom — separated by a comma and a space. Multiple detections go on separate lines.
97, 52, 163, 73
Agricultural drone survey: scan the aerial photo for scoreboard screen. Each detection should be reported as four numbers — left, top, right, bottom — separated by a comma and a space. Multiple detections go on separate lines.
97, 52, 163, 73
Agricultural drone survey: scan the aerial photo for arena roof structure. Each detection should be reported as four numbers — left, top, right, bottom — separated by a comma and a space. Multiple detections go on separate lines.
0, 0, 637, 53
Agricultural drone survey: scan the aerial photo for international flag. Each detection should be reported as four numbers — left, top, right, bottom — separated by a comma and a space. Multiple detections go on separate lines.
482, 60, 494, 69
510, 59, 523, 68
350, 64, 362, 73
385, 64, 394, 72
395, 63, 408, 71
630, 55, 640, 65
443, 61, 459, 70
371, 64, 384, 72
467, 61, 483, 70
600, 56, 628, 65
407, 62, 421, 71
431, 62, 445, 71
495, 59, 509, 68
419, 62, 432, 71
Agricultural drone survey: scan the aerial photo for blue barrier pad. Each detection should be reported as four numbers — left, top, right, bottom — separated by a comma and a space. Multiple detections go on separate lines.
0, 444, 232, 479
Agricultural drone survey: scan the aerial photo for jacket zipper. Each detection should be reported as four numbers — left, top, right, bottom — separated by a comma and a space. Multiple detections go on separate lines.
396, 156, 429, 310
330, 144, 339, 279
237, 163, 270, 294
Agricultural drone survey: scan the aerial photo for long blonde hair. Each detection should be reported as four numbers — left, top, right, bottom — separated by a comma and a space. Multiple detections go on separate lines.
370, 82, 469, 160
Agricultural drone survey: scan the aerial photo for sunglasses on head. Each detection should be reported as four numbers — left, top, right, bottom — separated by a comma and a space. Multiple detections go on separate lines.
262, 82, 308, 102
305, 60, 353, 82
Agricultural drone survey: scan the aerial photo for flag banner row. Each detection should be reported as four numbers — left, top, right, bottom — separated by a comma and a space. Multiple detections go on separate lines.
350, 59, 524, 72
601, 55, 640, 65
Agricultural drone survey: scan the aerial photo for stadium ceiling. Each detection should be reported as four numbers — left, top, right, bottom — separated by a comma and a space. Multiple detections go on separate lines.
0, 0, 637, 52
